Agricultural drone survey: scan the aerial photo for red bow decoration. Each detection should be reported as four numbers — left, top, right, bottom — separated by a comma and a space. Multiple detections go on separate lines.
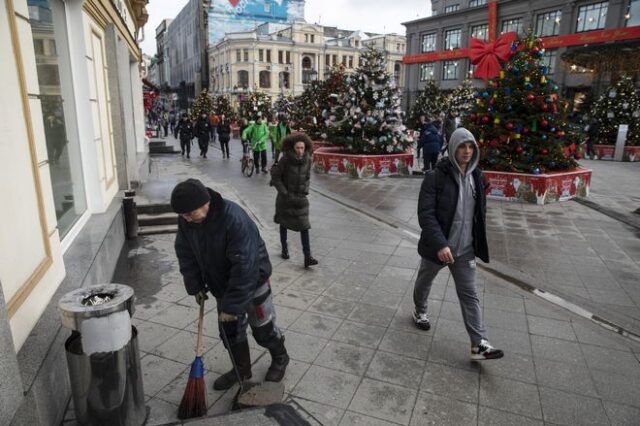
469, 32, 518, 80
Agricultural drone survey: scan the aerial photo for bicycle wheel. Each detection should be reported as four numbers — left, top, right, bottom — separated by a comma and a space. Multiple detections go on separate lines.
241, 158, 247, 175
246, 158, 254, 177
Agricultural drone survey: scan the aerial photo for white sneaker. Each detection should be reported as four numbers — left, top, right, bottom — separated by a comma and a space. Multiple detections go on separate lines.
471, 339, 504, 360
412, 310, 431, 331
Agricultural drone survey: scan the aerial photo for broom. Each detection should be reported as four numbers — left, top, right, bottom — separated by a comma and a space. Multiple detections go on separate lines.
177, 299, 207, 419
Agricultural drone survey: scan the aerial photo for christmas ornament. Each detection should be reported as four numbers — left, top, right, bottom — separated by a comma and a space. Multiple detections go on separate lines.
516, 146, 523, 153
533, 167, 541, 175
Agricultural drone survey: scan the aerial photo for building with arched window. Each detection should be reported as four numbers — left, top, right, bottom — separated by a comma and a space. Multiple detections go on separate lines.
209, 22, 406, 111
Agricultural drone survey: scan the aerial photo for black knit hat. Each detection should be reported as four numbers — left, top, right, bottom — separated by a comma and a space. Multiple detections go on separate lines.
170, 179, 211, 214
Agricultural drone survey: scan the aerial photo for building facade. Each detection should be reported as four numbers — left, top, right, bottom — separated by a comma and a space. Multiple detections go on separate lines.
0, 0, 147, 424
402, 0, 640, 109
208, 21, 406, 110
155, 18, 172, 87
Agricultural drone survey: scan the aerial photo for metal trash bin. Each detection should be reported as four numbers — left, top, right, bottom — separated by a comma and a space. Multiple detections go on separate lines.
59, 284, 146, 426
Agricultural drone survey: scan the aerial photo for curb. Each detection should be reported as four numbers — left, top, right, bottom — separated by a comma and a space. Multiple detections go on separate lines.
573, 197, 640, 230
310, 183, 640, 344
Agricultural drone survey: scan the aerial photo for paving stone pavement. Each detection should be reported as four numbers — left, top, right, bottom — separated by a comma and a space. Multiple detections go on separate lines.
64, 136, 640, 425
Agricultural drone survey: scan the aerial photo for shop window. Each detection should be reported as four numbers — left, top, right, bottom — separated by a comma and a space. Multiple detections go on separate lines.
576, 2, 608, 32
237, 70, 249, 88
471, 24, 488, 41
501, 18, 523, 34
444, 29, 461, 50
259, 71, 271, 88
443, 60, 459, 80
420, 63, 435, 81
421, 33, 436, 52
536, 10, 562, 37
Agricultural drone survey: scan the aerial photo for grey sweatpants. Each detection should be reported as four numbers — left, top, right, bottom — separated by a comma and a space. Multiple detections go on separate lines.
413, 256, 487, 345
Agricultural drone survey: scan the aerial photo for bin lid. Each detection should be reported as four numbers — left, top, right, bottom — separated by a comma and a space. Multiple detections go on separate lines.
58, 283, 135, 331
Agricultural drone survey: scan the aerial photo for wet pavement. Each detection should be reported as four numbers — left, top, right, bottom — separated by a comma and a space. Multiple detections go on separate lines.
64, 135, 640, 425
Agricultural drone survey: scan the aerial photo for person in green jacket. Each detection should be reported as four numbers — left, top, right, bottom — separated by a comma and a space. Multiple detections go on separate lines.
270, 114, 292, 165
242, 114, 269, 174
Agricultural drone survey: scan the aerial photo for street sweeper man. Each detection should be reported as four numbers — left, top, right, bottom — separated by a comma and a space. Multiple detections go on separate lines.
171, 178, 289, 390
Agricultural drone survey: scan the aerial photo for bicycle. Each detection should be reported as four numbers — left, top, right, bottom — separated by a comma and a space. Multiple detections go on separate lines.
241, 140, 255, 177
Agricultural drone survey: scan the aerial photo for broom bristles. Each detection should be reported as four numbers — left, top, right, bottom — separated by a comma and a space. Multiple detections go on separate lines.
177, 356, 207, 419
177, 377, 207, 419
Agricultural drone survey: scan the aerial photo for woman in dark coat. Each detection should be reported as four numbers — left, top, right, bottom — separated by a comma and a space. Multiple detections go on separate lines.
270, 133, 318, 268
217, 114, 232, 159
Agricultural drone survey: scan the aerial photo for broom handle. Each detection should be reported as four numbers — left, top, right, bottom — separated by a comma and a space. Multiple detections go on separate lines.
195, 300, 205, 357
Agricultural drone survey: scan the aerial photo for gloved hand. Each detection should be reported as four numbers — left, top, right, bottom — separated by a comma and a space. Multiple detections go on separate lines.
218, 312, 238, 322
194, 290, 209, 306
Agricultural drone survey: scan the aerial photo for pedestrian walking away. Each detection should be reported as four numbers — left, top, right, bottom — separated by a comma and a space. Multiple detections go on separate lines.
194, 114, 211, 158
171, 179, 289, 390
270, 114, 291, 165
422, 120, 443, 171
586, 118, 599, 160
242, 114, 269, 173
209, 113, 220, 142
169, 110, 177, 135
416, 115, 428, 165
270, 133, 318, 268
175, 114, 195, 158
217, 115, 231, 159
413, 127, 504, 361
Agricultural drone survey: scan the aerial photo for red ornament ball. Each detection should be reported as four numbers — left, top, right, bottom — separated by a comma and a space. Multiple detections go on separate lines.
541, 104, 549, 111
532, 47, 539, 54
516, 146, 523, 153
523, 127, 529, 134
527, 94, 535, 101
482, 116, 490, 123
470, 114, 477, 121
542, 149, 549, 155
506, 123, 514, 130
575, 152, 582, 160
541, 120, 549, 128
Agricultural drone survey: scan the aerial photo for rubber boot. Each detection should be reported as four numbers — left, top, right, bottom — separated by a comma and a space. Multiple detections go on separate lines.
213, 339, 252, 390
264, 337, 289, 382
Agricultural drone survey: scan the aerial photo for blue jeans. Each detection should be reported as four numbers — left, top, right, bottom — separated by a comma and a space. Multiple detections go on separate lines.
280, 225, 310, 257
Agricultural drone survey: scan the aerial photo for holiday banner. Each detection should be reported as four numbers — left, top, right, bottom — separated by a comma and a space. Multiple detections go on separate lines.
312, 148, 414, 178
208, 0, 304, 46
484, 169, 591, 205
592, 145, 640, 162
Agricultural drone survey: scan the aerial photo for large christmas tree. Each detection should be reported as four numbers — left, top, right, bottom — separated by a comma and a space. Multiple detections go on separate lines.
213, 94, 233, 118
293, 65, 348, 139
463, 33, 578, 173
590, 76, 640, 146
191, 89, 214, 119
409, 80, 446, 127
445, 79, 476, 116
273, 94, 295, 118
243, 90, 272, 120
325, 47, 411, 154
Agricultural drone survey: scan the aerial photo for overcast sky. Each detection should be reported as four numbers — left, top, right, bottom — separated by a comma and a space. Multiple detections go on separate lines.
140, 0, 431, 55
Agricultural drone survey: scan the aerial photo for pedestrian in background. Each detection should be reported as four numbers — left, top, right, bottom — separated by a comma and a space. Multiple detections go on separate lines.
242, 114, 269, 173
169, 110, 176, 135
586, 118, 599, 160
194, 113, 211, 158
270, 133, 318, 268
217, 114, 231, 159
171, 179, 289, 391
422, 119, 443, 171
270, 114, 291, 165
416, 115, 428, 167
175, 113, 194, 158
413, 127, 504, 361
209, 112, 220, 143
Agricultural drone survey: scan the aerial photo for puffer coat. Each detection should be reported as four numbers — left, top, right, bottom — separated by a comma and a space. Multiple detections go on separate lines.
270, 133, 313, 231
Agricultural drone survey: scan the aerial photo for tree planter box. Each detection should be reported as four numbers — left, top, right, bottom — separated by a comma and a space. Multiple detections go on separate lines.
312, 147, 414, 178
592, 145, 640, 162
312, 140, 333, 153
484, 168, 592, 205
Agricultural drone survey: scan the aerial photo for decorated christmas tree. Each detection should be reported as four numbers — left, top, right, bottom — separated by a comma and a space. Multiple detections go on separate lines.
463, 33, 579, 173
590, 76, 640, 146
213, 94, 233, 118
409, 80, 446, 127
190, 89, 214, 119
293, 65, 348, 139
273, 94, 295, 118
445, 79, 476, 116
325, 47, 411, 154
243, 90, 272, 120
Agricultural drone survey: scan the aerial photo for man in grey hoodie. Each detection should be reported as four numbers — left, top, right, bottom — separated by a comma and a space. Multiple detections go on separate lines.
413, 127, 504, 360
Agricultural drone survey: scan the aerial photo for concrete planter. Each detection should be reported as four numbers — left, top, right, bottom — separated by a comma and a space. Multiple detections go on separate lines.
592, 144, 640, 162
312, 147, 414, 178
484, 168, 592, 205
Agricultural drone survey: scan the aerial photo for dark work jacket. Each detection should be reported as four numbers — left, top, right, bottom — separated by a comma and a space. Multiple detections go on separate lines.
194, 119, 211, 141
175, 120, 194, 141
174, 189, 272, 315
270, 134, 312, 231
217, 121, 232, 142
422, 124, 443, 155
417, 160, 489, 263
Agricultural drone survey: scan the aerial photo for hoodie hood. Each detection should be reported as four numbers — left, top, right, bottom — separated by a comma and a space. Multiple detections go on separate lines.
448, 127, 479, 176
